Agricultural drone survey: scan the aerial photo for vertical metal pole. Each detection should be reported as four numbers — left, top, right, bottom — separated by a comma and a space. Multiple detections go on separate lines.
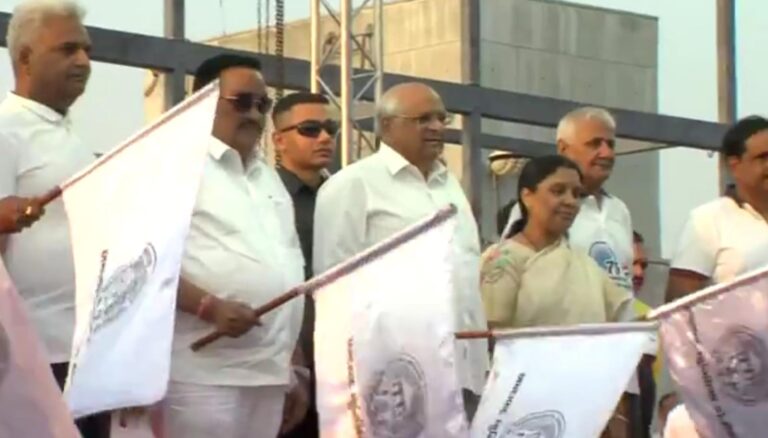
717, 0, 737, 193
310, 0, 321, 93
340, 0, 353, 167
461, 0, 483, 224
373, 0, 384, 147
717, 0, 737, 123
462, 109, 483, 221
461, 0, 480, 86
164, 0, 186, 109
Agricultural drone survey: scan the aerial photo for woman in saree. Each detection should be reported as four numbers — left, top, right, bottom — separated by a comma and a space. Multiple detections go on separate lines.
480, 154, 634, 330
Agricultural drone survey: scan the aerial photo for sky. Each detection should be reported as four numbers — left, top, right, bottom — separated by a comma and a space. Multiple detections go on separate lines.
0, 0, 766, 257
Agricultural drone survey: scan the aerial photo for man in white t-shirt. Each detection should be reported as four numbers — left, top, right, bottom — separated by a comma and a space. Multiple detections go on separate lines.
0, 2, 105, 436
667, 116, 768, 300
166, 55, 308, 438
663, 117, 768, 437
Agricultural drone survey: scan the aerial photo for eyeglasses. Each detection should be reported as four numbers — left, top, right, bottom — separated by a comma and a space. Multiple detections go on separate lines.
279, 119, 340, 138
220, 93, 273, 114
393, 111, 453, 126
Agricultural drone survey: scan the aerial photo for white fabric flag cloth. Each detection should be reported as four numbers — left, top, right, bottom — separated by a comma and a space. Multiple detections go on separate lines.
62, 83, 219, 418
314, 205, 469, 438
0, 261, 79, 438
471, 323, 655, 438
648, 266, 768, 438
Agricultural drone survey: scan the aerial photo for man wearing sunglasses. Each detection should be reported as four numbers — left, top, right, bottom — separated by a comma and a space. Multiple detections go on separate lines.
272, 92, 337, 438
166, 54, 308, 438
312, 82, 490, 420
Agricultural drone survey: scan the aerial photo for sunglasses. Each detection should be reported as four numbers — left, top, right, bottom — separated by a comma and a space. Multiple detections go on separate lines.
220, 93, 273, 114
279, 119, 340, 138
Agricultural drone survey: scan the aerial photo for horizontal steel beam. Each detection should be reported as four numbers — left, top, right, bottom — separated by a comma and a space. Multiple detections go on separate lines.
0, 12, 727, 151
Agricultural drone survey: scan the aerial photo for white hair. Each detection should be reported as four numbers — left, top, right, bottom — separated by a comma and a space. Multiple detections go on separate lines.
555, 106, 616, 142
6, 0, 86, 64
375, 90, 402, 120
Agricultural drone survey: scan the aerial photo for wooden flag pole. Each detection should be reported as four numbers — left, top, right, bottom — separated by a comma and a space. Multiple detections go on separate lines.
189, 204, 459, 352
455, 321, 657, 341
189, 286, 308, 351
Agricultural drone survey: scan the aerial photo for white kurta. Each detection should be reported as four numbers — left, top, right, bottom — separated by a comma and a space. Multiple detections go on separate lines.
171, 138, 305, 388
313, 143, 490, 394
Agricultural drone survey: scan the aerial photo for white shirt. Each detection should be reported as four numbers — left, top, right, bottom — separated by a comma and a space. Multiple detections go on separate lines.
672, 196, 768, 283
665, 196, 768, 438
664, 196, 768, 438
171, 138, 305, 387
313, 143, 490, 393
503, 193, 634, 290
0, 92, 95, 363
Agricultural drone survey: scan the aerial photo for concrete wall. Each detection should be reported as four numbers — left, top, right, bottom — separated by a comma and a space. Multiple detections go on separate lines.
144, 0, 465, 164
478, 0, 666, 305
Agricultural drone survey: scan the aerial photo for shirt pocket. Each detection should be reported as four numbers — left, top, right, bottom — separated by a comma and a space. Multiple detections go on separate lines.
368, 210, 414, 245
266, 193, 301, 248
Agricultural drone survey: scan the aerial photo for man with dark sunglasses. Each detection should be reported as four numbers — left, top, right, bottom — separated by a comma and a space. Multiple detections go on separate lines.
165, 54, 308, 438
272, 92, 337, 438
313, 82, 490, 421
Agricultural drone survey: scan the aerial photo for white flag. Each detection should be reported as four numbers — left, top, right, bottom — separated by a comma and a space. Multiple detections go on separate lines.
471, 323, 655, 438
62, 83, 218, 418
314, 206, 469, 438
0, 261, 79, 438
649, 266, 768, 438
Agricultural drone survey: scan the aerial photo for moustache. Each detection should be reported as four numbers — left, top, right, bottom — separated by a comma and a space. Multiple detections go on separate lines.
238, 120, 263, 130
593, 158, 614, 168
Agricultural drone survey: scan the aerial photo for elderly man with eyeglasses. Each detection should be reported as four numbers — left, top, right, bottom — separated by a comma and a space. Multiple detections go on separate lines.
312, 82, 490, 419
164, 54, 308, 438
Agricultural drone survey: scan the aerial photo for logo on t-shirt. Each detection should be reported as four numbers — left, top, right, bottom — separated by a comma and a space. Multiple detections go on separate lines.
589, 241, 631, 290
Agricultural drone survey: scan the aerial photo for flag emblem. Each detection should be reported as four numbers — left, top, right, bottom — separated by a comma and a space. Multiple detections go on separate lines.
500, 410, 566, 438
714, 325, 768, 406
364, 353, 427, 438
90, 243, 157, 334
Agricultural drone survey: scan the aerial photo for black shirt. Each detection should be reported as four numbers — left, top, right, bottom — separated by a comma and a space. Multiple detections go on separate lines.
277, 167, 323, 280
277, 166, 325, 374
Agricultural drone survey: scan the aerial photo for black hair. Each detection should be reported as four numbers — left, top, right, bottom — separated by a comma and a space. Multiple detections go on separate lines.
497, 200, 517, 236
192, 54, 263, 92
508, 155, 582, 236
722, 115, 768, 158
633, 230, 644, 244
272, 92, 329, 124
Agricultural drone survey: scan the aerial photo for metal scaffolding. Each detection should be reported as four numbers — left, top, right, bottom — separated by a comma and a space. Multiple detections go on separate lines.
310, 0, 384, 168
